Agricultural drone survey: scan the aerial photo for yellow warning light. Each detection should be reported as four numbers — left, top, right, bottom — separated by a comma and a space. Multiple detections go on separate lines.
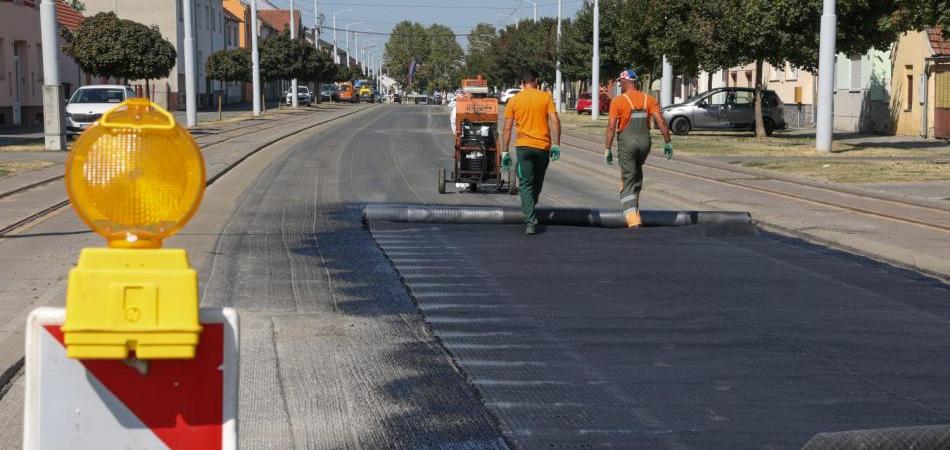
65, 98, 205, 249
61, 99, 203, 360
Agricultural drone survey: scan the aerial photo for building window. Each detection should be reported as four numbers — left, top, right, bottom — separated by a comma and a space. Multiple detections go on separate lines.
787, 65, 798, 81
178, 0, 183, 22
0, 38, 5, 80
906, 74, 914, 111
206, 6, 210, 29
36, 43, 42, 83
769, 63, 780, 81
849, 55, 862, 92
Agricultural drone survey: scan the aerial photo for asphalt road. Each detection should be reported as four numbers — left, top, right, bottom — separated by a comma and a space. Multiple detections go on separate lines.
1, 104, 949, 449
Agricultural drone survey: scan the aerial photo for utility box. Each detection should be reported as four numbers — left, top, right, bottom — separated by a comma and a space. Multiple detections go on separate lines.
794, 86, 803, 104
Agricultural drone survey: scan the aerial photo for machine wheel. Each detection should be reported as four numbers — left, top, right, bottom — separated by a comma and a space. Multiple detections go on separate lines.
438, 168, 447, 194
671, 117, 691, 135
507, 169, 518, 195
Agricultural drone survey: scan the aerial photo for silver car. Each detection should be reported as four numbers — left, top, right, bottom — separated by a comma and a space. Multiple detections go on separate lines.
661, 87, 787, 136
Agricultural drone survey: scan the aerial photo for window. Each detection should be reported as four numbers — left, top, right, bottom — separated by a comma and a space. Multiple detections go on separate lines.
769, 64, 780, 81
178, 0, 183, 22
706, 92, 727, 106
0, 39, 5, 80
733, 91, 754, 105
787, 66, 798, 81
36, 43, 42, 83
906, 74, 914, 111
206, 6, 210, 30
849, 55, 862, 92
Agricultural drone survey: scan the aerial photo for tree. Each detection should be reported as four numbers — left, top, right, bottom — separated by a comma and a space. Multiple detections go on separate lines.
206, 48, 251, 101
383, 21, 431, 92
63, 12, 176, 97
494, 18, 559, 87
260, 31, 297, 82
464, 23, 498, 81
425, 24, 464, 92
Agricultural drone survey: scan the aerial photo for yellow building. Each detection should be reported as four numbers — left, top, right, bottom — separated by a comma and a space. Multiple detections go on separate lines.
890, 29, 950, 138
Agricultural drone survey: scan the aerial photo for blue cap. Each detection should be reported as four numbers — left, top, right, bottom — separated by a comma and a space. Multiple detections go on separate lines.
618, 69, 638, 81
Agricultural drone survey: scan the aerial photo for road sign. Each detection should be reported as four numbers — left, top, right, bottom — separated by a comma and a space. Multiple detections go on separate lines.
23, 307, 239, 450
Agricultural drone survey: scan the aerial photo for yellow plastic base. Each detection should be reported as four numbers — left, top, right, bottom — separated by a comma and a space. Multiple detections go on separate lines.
61, 248, 201, 359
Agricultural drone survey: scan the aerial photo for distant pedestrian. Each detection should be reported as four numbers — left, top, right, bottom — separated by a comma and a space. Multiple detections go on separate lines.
604, 69, 673, 228
500, 70, 561, 236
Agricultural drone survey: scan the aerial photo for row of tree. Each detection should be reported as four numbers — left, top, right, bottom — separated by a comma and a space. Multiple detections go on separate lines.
383, 21, 464, 93
63, 12, 367, 102
381, 0, 949, 137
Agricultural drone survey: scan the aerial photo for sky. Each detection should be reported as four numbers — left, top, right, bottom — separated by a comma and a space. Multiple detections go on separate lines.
267, 0, 586, 54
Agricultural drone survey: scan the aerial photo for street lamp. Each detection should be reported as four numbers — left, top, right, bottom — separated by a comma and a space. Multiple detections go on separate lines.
363, 44, 376, 76
39, 0, 65, 149
355, 29, 373, 67
524, 0, 537, 22
555, 0, 562, 112
332, 9, 352, 64
345, 21, 366, 68
816, 0, 836, 152
290, 0, 298, 108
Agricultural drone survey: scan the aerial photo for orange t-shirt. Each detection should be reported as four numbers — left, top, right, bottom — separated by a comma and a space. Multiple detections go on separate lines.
504, 87, 557, 150
608, 91, 660, 132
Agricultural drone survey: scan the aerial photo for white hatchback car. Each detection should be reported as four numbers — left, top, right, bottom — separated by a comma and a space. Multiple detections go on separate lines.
65, 85, 136, 134
500, 88, 521, 104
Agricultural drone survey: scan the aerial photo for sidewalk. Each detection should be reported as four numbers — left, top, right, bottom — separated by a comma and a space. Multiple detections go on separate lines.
558, 125, 950, 280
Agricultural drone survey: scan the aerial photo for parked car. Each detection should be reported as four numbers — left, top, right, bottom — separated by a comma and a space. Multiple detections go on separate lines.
285, 86, 312, 106
65, 85, 136, 134
661, 87, 787, 136
319, 84, 336, 102
575, 92, 610, 115
500, 88, 521, 104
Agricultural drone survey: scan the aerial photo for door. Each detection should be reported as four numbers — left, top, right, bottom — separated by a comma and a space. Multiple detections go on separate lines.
693, 91, 728, 129
936, 70, 950, 140
726, 90, 755, 128
12, 44, 22, 125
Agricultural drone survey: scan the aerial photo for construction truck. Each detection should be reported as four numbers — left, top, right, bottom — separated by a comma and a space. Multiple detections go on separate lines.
438, 76, 516, 194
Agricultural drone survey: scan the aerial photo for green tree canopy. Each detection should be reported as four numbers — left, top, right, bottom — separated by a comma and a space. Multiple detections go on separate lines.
63, 12, 175, 82
383, 21, 431, 92
425, 24, 464, 92
464, 23, 498, 82
494, 18, 559, 87
206, 48, 252, 83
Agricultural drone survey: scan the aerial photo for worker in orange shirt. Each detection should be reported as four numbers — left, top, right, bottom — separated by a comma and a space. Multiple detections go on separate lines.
604, 69, 673, 228
500, 70, 561, 236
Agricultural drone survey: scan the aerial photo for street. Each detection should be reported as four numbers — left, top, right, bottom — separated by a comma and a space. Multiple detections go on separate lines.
2, 104, 949, 448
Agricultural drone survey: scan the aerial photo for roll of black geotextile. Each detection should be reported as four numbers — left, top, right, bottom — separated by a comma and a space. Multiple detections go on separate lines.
801, 425, 950, 450
362, 204, 751, 229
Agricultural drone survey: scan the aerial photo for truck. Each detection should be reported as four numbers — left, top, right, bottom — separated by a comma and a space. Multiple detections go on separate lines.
337, 82, 358, 103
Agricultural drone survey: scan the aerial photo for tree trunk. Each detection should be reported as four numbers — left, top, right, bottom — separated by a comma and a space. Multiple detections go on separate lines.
146, 79, 151, 100
707, 71, 714, 92
754, 58, 767, 139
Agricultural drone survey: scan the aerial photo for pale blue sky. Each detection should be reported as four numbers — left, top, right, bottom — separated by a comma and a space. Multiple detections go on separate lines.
268, 0, 585, 52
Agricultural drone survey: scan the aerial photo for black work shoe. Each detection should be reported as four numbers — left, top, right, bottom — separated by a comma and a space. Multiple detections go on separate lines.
525, 223, 537, 235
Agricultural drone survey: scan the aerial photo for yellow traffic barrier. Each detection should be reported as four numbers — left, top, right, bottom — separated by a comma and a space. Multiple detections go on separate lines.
61, 98, 205, 359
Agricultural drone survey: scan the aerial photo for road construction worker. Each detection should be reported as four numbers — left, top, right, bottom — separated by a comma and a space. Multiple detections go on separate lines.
500, 70, 561, 236
604, 69, 673, 228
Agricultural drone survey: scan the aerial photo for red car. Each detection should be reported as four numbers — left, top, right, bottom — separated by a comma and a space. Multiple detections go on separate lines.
576, 92, 610, 115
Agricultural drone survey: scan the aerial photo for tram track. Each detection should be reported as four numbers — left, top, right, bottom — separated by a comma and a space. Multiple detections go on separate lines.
0, 104, 375, 239
562, 130, 950, 233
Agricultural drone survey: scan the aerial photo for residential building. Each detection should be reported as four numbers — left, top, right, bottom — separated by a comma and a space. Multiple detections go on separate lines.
891, 28, 949, 138
832, 49, 892, 134
83, 0, 225, 110
0, 0, 43, 127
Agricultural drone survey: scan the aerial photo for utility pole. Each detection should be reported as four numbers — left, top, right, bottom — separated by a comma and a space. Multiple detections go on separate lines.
251, 0, 261, 115
332, 9, 352, 65
313, 0, 319, 48
591, 0, 600, 121
555, 0, 562, 113
182, 0, 197, 127
661, 55, 673, 107
290, 0, 298, 108
40, 0, 65, 150
815, 0, 836, 152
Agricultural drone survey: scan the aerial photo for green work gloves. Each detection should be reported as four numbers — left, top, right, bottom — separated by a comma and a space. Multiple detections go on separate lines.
604, 148, 614, 166
501, 151, 512, 172
663, 142, 674, 160
550, 145, 561, 161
